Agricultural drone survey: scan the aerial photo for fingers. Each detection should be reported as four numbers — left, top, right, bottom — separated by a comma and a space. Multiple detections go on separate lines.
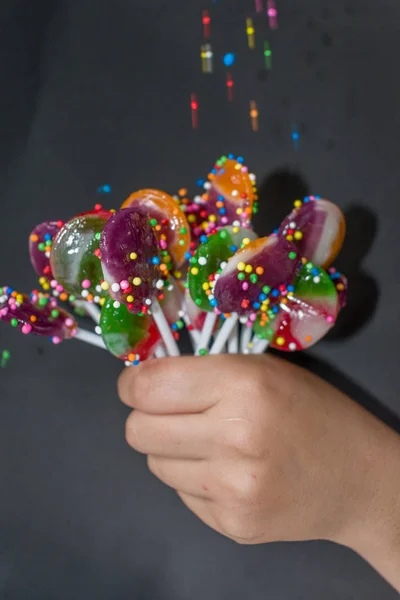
147, 456, 212, 498
125, 411, 214, 459
118, 355, 244, 414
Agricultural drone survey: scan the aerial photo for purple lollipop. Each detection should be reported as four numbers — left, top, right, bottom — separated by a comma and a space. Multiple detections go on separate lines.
213, 236, 301, 316
29, 221, 64, 279
100, 208, 161, 314
0, 286, 76, 342
278, 197, 346, 269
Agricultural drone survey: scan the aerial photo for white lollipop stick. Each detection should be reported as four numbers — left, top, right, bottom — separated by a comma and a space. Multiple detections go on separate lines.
73, 300, 101, 324
74, 328, 107, 350
196, 312, 218, 354
83, 302, 101, 324
154, 344, 167, 358
252, 338, 270, 354
174, 289, 200, 351
240, 325, 253, 354
182, 313, 201, 348
227, 323, 239, 353
151, 298, 180, 357
209, 315, 239, 355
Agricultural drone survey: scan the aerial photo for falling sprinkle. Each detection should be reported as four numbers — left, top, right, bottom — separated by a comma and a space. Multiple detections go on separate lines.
267, 0, 278, 29
1, 350, 11, 368
250, 101, 259, 132
246, 18, 255, 49
226, 72, 234, 102
264, 41, 272, 69
97, 184, 112, 194
292, 125, 300, 150
191, 93, 199, 129
201, 43, 213, 73
223, 52, 236, 67
202, 10, 211, 40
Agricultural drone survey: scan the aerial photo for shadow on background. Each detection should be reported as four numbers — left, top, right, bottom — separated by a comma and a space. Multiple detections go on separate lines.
254, 168, 380, 341
329, 205, 379, 340
254, 169, 393, 427
280, 351, 400, 434
0, 0, 58, 176
254, 168, 310, 236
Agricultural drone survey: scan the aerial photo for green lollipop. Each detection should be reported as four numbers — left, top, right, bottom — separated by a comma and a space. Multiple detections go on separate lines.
188, 226, 257, 312
188, 226, 257, 354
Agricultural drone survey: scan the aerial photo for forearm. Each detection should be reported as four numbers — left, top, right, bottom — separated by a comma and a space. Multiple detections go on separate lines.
339, 417, 400, 592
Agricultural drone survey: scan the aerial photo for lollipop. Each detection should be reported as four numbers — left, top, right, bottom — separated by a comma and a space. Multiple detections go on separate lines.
0, 286, 75, 339
30, 219, 101, 324
100, 207, 180, 356
328, 267, 348, 308
188, 226, 257, 352
0, 286, 104, 349
121, 189, 190, 272
213, 236, 301, 315
278, 196, 346, 269
50, 210, 113, 301
99, 279, 182, 363
100, 297, 161, 363
29, 221, 64, 283
252, 262, 339, 353
198, 155, 257, 228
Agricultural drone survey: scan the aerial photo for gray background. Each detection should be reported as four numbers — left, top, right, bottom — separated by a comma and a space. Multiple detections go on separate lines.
1, 0, 400, 598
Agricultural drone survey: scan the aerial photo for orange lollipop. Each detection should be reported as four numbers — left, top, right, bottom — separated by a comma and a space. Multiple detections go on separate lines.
121, 189, 190, 272
201, 155, 257, 227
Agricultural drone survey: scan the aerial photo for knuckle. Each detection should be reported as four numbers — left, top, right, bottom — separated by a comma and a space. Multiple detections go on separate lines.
238, 366, 267, 402
222, 420, 260, 458
226, 419, 253, 448
222, 471, 261, 504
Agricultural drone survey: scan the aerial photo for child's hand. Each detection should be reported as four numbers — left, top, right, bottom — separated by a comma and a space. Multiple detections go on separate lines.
118, 355, 400, 589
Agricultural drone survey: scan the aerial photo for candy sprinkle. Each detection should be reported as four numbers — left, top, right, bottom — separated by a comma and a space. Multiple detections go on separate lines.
250, 101, 259, 132
246, 17, 255, 49
1, 349, 11, 368
191, 93, 199, 130
201, 43, 213, 74
264, 41, 272, 70
223, 52, 236, 67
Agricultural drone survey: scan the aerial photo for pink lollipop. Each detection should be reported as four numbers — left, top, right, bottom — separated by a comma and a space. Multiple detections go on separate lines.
100, 207, 180, 356
278, 196, 346, 269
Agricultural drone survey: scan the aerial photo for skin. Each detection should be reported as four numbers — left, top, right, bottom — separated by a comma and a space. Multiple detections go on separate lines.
118, 355, 400, 592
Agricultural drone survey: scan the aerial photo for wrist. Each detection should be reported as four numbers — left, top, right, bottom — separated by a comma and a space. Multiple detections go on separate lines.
336, 416, 400, 589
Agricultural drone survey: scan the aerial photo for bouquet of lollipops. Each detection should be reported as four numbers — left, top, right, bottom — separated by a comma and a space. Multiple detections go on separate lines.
0, 155, 348, 364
